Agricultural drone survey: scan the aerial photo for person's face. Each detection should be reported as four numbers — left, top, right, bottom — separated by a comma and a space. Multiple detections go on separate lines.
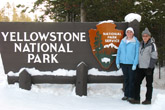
126, 30, 134, 39
142, 34, 151, 43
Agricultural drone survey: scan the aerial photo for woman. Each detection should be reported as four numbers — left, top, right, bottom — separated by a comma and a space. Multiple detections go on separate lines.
129, 28, 158, 105
116, 27, 139, 101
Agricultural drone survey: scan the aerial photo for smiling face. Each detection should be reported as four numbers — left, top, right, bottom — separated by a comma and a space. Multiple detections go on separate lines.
126, 30, 134, 39
142, 34, 151, 43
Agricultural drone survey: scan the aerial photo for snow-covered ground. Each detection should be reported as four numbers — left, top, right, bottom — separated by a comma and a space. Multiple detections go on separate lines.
0, 12, 163, 109
0, 54, 165, 110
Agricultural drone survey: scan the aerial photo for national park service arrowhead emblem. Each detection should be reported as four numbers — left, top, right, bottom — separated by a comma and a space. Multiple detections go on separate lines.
89, 22, 123, 70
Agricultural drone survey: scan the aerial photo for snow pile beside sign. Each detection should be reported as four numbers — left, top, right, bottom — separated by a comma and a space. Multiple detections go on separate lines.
7, 67, 123, 77
7, 68, 76, 77
150, 94, 165, 110
124, 13, 141, 22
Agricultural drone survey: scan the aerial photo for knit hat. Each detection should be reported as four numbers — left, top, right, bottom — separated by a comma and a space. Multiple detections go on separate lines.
126, 27, 134, 34
142, 27, 151, 36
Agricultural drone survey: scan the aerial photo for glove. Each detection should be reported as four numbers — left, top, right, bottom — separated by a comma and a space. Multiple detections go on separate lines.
117, 64, 120, 69
132, 65, 136, 71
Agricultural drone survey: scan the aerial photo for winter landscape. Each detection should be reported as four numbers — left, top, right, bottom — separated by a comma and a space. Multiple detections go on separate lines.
0, 53, 165, 110
0, 13, 164, 110
0, 1, 164, 110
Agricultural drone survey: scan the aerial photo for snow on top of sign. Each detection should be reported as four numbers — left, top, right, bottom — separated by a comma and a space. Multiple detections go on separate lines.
88, 68, 122, 76
124, 13, 141, 23
8, 68, 76, 77
77, 61, 87, 67
98, 20, 114, 25
7, 67, 123, 76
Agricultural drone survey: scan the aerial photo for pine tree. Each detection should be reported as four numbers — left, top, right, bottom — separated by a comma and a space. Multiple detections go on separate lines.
94, 31, 103, 55
18, 0, 135, 22
134, 0, 165, 66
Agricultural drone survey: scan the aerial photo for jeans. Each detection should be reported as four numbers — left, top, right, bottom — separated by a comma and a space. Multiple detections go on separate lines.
134, 68, 154, 101
121, 64, 135, 98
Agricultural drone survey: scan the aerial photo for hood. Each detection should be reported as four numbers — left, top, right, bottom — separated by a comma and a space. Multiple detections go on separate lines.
122, 36, 137, 43
141, 37, 155, 47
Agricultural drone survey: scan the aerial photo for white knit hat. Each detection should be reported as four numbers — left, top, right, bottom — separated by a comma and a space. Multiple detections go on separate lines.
125, 27, 134, 34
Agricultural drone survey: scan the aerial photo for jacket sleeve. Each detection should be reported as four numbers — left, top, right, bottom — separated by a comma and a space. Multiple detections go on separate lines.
149, 43, 158, 68
116, 41, 122, 65
133, 40, 140, 67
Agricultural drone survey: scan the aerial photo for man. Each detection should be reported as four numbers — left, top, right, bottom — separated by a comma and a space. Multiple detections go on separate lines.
130, 27, 158, 104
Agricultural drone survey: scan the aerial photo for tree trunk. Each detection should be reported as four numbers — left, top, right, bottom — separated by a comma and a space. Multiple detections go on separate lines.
80, 1, 86, 22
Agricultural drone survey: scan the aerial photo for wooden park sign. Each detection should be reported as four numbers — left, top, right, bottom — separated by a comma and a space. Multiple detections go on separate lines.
0, 22, 130, 73
0, 21, 139, 96
89, 23, 123, 69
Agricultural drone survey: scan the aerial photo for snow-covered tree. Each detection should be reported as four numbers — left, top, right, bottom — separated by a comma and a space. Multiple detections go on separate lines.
134, 0, 165, 66
0, 2, 32, 22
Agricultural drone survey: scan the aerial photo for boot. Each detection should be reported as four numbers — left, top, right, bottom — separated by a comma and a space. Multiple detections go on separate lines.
121, 96, 128, 101
129, 99, 140, 104
127, 98, 134, 102
142, 100, 151, 105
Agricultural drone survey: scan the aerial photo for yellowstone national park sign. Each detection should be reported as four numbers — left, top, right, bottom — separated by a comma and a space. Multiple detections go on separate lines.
89, 23, 123, 69
0, 22, 131, 74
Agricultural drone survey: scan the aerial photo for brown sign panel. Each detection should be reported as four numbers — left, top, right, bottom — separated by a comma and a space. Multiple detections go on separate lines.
0, 22, 128, 74
89, 23, 123, 69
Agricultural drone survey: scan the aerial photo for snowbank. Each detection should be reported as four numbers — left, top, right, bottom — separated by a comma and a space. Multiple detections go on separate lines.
0, 54, 5, 75
153, 67, 165, 89
8, 68, 76, 77
151, 94, 165, 110
0, 79, 165, 110
0, 53, 165, 110
7, 67, 123, 77
88, 68, 122, 76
